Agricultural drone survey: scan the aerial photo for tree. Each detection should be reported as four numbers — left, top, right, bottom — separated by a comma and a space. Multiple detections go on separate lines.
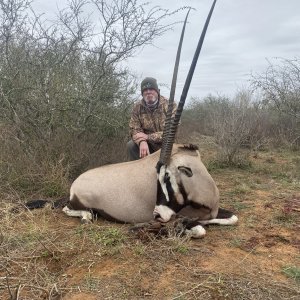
181, 90, 265, 166
252, 58, 300, 119
252, 58, 300, 146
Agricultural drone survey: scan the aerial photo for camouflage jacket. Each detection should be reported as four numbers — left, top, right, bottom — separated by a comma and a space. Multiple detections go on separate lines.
129, 96, 177, 151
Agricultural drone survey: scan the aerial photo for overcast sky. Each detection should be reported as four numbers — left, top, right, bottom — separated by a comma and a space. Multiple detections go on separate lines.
32, 0, 300, 100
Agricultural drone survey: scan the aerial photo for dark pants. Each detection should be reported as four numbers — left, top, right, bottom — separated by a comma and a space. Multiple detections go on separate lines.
127, 140, 157, 161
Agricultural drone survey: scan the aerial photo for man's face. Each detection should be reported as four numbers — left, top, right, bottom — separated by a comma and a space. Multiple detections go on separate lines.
142, 88, 158, 105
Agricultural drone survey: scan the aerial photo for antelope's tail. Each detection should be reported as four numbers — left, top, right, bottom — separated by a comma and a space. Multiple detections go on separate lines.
23, 198, 69, 210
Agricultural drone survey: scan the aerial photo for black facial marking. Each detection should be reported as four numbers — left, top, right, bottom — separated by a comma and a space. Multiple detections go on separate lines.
156, 180, 169, 205
164, 172, 170, 183
178, 183, 189, 203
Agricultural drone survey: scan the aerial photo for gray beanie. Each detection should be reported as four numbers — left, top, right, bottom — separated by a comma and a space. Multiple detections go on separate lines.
141, 77, 159, 94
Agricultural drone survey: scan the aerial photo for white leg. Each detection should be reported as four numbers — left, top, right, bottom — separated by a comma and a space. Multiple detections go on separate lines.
62, 206, 93, 223
199, 215, 238, 225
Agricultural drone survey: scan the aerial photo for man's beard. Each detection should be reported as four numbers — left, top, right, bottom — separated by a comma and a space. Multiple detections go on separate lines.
144, 94, 158, 105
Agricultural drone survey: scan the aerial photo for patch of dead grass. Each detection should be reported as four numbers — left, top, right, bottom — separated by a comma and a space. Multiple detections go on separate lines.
0, 148, 299, 299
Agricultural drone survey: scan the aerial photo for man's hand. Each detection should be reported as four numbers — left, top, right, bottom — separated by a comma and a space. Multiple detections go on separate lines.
139, 141, 150, 158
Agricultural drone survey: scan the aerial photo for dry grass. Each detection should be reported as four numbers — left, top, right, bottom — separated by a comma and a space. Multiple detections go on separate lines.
0, 207, 299, 299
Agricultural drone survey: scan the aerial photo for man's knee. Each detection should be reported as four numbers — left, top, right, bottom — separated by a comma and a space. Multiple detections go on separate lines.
127, 140, 140, 161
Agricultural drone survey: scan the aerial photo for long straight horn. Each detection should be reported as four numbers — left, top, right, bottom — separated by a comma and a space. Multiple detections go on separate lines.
160, 0, 217, 164
159, 8, 191, 165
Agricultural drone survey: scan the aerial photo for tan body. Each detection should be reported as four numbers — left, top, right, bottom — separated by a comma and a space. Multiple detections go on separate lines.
69, 145, 219, 223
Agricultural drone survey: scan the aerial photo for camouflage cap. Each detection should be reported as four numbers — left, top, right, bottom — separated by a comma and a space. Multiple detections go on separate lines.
141, 77, 159, 94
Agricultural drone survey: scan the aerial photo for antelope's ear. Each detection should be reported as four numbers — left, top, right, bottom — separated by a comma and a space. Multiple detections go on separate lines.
178, 166, 193, 177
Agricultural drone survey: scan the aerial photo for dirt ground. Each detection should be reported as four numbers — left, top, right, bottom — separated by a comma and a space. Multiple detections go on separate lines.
0, 141, 299, 299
